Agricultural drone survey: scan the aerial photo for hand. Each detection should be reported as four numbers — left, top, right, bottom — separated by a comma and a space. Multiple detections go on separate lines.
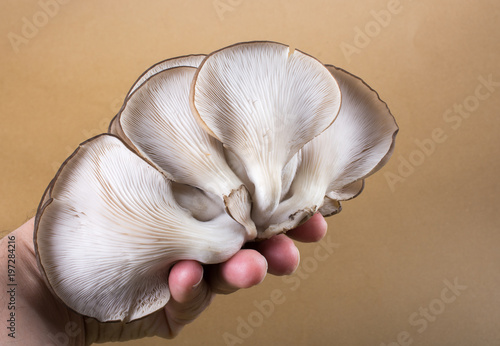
0, 214, 327, 345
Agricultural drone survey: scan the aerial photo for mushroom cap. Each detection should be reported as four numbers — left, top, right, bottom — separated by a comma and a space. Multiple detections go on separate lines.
128, 54, 206, 96
261, 65, 398, 236
113, 65, 256, 238
35, 134, 246, 322
109, 54, 206, 138
190, 41, 342, 224
117, 66, 242, 193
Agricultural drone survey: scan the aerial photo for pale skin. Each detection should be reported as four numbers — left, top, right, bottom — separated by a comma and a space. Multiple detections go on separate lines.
0, 213, 327, 345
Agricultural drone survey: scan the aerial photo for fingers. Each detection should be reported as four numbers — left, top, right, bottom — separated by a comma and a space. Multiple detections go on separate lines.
168, 260, 205, 304
164, 213, 328, 330
207, 249, 268, 295
166, 261, 213, 328
248, 213, 327, 275
252, 234, 300, 275
286, 213, 328, 243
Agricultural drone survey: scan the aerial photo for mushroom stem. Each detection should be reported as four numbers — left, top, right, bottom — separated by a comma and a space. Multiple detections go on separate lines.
259, 177, 326, 237
248, 164, 282, 227
223, 185, 257, 240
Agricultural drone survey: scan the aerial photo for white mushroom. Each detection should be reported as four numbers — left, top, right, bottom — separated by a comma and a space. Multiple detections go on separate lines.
112, 65, 256, 237
107, 54, 228, 224
35, 134, 247, 322
190, 41, 342, 227
34, 41, 398, 324
262, 65, 398, 236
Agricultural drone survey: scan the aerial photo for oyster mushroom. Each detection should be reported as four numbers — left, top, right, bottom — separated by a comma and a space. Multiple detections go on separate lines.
190, 41, 342, 227
107, 54, 227, 223
111, 65, 256, 236
262, 65, 398, 236
35, 134, 247, 322
34, 41, 398, 324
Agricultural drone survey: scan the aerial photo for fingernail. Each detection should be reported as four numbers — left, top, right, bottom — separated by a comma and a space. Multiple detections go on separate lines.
257, 257, 268, 285
192, 268, 204, 289
290, 246, 301, 275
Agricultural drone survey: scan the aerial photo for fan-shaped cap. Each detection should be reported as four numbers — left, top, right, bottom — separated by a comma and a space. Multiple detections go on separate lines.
262, 65, 398, 236
128, 54, 206, 96
34, 135, 247, 322
109, 54, 206, 138
190, 41, 342, 224
112, 66, 256, 238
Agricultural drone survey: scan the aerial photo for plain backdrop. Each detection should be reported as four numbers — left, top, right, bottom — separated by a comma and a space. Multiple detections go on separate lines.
1, 1, 499, 345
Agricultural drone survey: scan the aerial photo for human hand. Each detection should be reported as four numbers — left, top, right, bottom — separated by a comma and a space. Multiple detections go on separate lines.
0, 213, 327, 345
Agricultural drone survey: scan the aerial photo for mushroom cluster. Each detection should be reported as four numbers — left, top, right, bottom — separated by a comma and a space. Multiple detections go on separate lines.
34, 41, 398, 323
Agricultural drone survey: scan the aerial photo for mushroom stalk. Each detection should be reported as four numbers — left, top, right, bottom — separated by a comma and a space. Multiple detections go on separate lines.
248, 161, 283, 224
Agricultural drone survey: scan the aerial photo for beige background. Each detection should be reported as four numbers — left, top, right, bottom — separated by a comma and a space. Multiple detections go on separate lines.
1, 1, 499, 345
